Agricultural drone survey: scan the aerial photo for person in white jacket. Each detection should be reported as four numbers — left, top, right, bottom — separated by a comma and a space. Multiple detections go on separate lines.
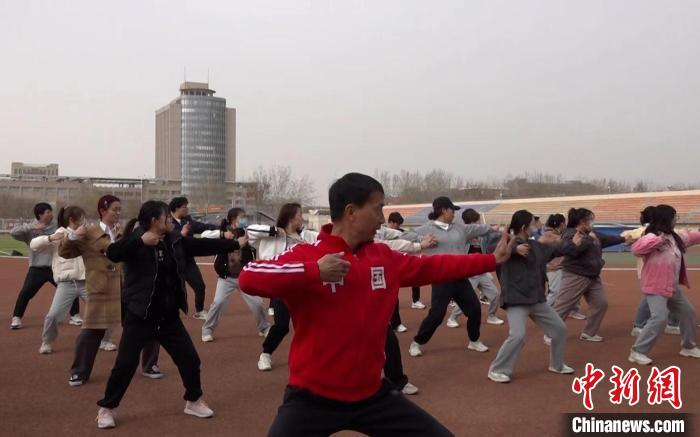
31, 206, 88, 354
249, 203, 319, 371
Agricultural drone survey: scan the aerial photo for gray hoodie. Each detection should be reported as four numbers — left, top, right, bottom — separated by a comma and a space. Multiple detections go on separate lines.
11, 221, 56, 267
407, 221, 491, 255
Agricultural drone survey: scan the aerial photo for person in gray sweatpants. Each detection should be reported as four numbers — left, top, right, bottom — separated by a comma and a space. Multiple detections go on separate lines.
202, 276, 271, 340
487, 210, 573, 383
42, 280, 88, 345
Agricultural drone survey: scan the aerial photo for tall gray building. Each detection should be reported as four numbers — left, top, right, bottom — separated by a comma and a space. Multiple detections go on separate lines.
155, 82, 236, 205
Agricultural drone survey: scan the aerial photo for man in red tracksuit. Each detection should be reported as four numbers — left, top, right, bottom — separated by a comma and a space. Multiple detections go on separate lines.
239, 172, 513, 437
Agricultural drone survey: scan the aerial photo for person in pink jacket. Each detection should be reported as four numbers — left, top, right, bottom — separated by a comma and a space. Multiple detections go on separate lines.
628, 205, 700, 365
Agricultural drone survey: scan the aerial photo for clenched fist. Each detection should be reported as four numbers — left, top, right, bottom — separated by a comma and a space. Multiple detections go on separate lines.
318, 252, 351, 283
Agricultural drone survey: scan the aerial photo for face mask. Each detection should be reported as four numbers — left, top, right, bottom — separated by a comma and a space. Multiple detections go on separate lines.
237, 218, 248, 229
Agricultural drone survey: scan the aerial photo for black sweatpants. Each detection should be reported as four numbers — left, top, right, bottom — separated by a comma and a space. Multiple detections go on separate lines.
267, 380, 453, 437
13, 266, 78, 317
183, 260, 206, 313
411, 287, 421, 303
390, 303, 402, 330
263, 298, 291, 355
384, 326, 407, 391
97, 312, 202, 409
414, 279, 481, 344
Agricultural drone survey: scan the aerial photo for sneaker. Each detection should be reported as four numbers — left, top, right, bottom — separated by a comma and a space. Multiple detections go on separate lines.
570, 311, 587, 320
665, 325, 681, 336
401, 382, 419, 395
579, 333, 604, 342
396, 324, 408, 333
411, 301, 426, 310
39, 342, 53, 354
487, 315, 505, 325
268, 307, 275, 316
680, 347, 700, 358
488, 371, 511, 383
628, 350, 653, 365
142, 365, 164, 379
99, 340, 117, 351
184, 398, 214, 418
479, 295, 490, 305
409, 341, 423, 357
543, 335, 552, 346
259, 325, 271, 338
631, 327, 642, 337
548, 364, 575, 374
468, 340, 489, 352
96, 407, 115, 429
10, 317, 21, 330
202, 333, 214, 342
69, 314, 83, 326
445, 318, 460, 328
257, 353, 272, 371
69, 374, 84, 387
449, 301, 457, 307
193, 310, 208, 321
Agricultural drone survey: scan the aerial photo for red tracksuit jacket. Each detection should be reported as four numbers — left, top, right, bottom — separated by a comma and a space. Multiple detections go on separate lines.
238, 224, 497, 402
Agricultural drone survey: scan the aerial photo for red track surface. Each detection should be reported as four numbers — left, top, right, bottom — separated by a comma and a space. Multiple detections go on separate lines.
0, 257, 698, 436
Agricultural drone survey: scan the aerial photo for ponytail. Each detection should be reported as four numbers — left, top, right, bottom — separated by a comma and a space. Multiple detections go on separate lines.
122, 200, 169, 239
57, 205, 86, 229
546, 213, 566, 229
428, 211, 437, 221
122, 218, 139, 239
567, 208, 594, 228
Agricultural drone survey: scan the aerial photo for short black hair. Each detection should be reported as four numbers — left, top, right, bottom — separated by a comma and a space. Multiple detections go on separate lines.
169, 197, 189, 212
546, 213, 566, 229
388, 212, 404, 225
329, 173, 384, 222
461, 208, 480, 224
34, 202, 52, 220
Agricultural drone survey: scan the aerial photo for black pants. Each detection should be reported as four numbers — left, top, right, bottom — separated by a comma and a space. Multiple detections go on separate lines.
384, 326, 407, 391
263, 298, 291, 355
268, 380, 453, 437
71, 328, 160, 380
13, 266, 78, 317
390, 303, 402, 330
414, 279, 481, 344
411, 287, 421, 303
97, 312, 201, 409
184, 260, 206, 313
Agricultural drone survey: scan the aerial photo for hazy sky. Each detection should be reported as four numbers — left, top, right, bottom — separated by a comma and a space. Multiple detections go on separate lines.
1, 1, 699, 204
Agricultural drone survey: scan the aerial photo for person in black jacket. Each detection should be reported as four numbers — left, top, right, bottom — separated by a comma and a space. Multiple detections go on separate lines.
550, 208, 631, 343
169, 197, 219, 319
487, 210, 575, 383
94, 200, 245, 429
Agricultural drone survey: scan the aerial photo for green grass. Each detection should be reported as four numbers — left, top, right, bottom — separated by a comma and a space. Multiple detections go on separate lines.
603, 247, 700, 267
0, 234, 27, 256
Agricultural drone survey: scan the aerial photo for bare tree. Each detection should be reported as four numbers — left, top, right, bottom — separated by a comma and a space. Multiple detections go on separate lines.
249, 166, 316, 213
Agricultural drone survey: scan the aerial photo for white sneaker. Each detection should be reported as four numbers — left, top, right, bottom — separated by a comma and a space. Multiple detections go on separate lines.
184, 398, 214, 418
629, 350, 653, 365
402, 382, 419, 395
99, 340, 117, 351
257, 353, 272, 371
487, 315, 505, 325
193, 310, 208, 321
680, 347, 700, 358
570, 311, 587, 320
409, 341, 423, 357
96, 407, 115, 429
268, 307, 275, 316
39, 342, 53, 354
468, 341, 489, 352
549, 364, 575, 374
69, 315, 83, 326
259, 325, 271, 338
579, 333, 604, 342
10, 317, 21, 330
488, 371, 511, 383
445, 318, 459, 328
665, 325, 681, 336
411, 301, 426, 310
543, 335, 552, 346
631, 327, 642, 337
202, 334, 214, 342
396, 324, 408, 333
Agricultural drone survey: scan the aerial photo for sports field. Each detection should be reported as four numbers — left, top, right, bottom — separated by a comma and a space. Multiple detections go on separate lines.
0, 255, 698, 436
